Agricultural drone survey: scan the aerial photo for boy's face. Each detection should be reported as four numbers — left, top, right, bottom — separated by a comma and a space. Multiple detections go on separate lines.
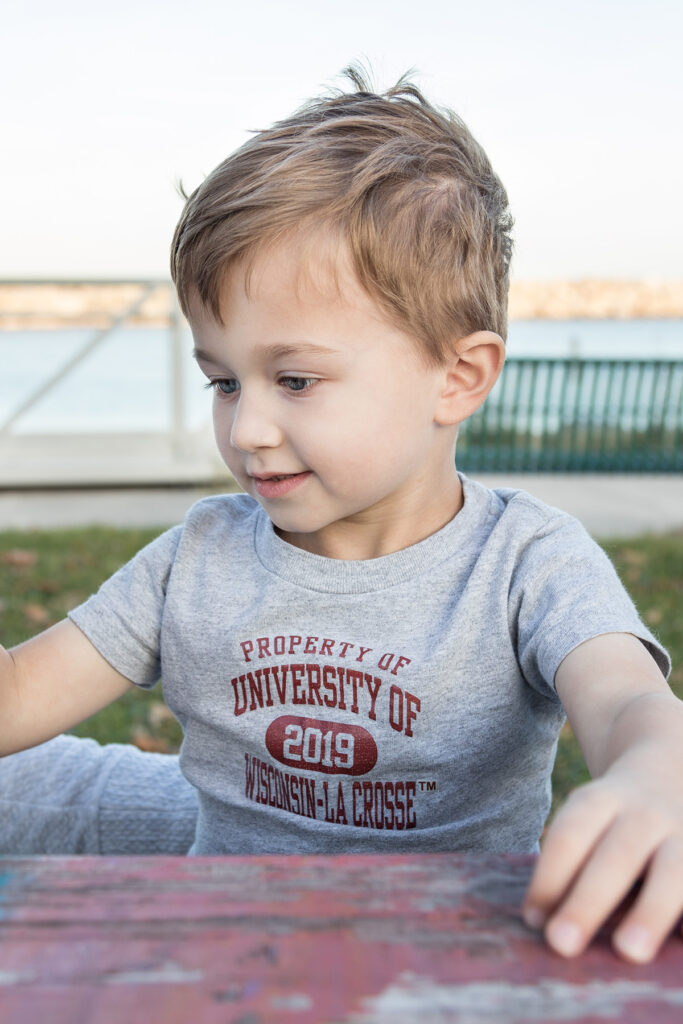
190, 235, 462, 559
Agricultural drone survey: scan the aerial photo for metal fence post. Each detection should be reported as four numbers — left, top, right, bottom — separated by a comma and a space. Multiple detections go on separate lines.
170, 288, 187, 459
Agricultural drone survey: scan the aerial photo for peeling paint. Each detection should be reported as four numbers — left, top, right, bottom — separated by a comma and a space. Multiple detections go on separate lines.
270, 993, 313, 1011
0, 969, 37, 986
104, 960, 203, 985
354, 975, 683, 1022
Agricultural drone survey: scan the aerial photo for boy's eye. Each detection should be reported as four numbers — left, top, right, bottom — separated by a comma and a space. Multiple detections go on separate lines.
206, 378, 239, 395
204, 376, 317, 396
280, 376, 316, 392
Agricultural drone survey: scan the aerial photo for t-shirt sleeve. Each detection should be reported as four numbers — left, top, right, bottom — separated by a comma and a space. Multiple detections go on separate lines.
509, 511, 670, 697
68, 525, 183, 689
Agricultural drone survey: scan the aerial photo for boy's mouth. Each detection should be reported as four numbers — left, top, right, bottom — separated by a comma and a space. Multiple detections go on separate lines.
251, 471, 312, 498
252, 472, 297, 481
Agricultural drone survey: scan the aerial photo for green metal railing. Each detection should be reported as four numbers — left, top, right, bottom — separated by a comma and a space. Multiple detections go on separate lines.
458, 358, 683, 472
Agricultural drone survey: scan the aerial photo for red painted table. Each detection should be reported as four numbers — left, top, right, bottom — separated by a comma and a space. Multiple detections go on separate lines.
0, 854, 680, 1023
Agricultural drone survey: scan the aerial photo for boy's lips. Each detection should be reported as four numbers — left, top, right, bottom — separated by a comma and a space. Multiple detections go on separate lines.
251, 471, 312, 498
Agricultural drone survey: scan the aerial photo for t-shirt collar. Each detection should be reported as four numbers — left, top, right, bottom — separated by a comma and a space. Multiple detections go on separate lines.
253, 473, 493, 594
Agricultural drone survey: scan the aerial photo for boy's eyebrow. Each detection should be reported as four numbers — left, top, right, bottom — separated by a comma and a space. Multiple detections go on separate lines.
258, 341, 342, 361
192, 341, 342, 364
192, 346, 223, 364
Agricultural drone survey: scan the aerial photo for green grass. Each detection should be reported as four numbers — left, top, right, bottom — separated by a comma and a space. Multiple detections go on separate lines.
1, 524, 681, 807
0, 526, 184, 752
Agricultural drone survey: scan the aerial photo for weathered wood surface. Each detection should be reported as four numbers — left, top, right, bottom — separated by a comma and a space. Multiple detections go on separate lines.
0, 854, 680, 1023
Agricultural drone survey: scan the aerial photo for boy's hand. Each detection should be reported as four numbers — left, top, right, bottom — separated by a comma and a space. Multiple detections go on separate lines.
523, 633, 683, 962
524, 751, 683, 962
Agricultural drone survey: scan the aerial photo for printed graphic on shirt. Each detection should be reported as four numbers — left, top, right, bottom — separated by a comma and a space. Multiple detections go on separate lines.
232, 632, 435, 830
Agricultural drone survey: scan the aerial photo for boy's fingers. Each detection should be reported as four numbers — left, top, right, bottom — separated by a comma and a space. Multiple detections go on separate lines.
524, 786, 679, 954
541, 813, 663, 957
540, 819, 659, 954
612, 837, 683, 963
524, 787, 617, 923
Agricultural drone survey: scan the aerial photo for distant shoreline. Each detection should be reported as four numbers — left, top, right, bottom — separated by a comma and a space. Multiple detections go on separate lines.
1, 280, 683, 329
509, 280, 683, 320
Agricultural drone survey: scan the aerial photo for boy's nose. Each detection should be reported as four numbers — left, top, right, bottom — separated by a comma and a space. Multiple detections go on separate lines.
228, 393, 282, 453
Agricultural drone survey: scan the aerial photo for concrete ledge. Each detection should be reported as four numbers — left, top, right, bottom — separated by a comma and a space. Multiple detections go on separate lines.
0, 431, 231, 489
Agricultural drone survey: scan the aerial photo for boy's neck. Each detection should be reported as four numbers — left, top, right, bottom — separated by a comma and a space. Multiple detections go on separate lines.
275, 474, 464, 561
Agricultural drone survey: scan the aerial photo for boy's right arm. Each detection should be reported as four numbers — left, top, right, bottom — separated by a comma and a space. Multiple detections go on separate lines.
0, 620, 134, 756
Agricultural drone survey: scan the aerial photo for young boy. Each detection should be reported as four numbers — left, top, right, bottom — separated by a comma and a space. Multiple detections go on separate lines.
2, 68, 681, 965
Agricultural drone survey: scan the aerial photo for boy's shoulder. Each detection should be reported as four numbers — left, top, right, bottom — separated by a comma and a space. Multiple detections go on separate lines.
459, 475, 610, 587
462, 474, 583, 540
151, 492, 263, 563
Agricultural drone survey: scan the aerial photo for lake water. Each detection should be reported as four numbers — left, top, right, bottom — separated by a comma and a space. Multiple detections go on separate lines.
1, 319, 681, 434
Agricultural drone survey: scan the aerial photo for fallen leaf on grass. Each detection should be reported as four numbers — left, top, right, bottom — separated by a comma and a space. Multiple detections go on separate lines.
148, 702, 177, 728
131, 727, 173, 753
23, 603, 51, 625
620, 548, 647, 567
2, 549, 38, 568
36, 580, 59, 595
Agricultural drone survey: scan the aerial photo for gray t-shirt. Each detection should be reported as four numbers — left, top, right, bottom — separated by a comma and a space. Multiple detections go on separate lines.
69, 475, 669, 855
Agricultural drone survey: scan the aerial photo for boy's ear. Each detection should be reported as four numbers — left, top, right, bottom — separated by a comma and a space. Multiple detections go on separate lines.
434, 331, 506, 426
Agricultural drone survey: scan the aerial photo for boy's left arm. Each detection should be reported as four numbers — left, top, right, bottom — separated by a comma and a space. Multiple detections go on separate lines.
523, 632, 683, 963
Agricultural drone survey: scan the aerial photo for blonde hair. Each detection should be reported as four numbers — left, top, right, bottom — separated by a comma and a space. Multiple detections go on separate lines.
170, 66, 514, 363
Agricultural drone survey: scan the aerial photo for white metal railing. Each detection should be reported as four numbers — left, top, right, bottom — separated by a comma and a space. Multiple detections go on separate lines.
0, 280, 225, 487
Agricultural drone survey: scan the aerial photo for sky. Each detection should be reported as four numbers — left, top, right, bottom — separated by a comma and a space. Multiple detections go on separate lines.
2, 0, 682, 281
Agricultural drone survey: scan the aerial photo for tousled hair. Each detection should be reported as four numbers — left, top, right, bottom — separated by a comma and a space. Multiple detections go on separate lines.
170, 65, 514, 362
